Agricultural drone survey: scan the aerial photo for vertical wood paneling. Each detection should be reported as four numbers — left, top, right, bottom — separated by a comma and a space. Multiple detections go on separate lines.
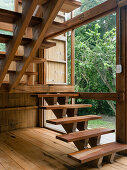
44, 12, 67, 127
0, 93, 38, 133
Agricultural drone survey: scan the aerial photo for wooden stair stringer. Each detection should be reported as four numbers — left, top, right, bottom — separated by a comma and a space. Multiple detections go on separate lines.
9, 0, 65, 92
44, 97, 92, 150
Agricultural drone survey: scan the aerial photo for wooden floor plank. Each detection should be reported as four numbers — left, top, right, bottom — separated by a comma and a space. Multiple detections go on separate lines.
0, 128, 126, 169
0, 148, 23, 170
0, 134, 42, 170
11, 128, 77, 153
32, 128, 77, 150
0, 132, 67, 170
0, 163, 5, 170
10, 129, 79, 168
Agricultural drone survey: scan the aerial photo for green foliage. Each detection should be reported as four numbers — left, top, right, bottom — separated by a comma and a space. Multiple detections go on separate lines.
0, 0, 14, 10
67, 1, 116, 116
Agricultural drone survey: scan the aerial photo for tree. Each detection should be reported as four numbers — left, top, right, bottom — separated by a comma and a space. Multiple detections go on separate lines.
67, 2, 116, 116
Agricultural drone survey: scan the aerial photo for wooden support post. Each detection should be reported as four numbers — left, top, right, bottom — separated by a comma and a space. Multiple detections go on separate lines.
71, 11, 75, 86
39, 97, 44, 127
62, 96, 69, 117
91, 157, 103, 168
116, 5, 127, 154
89, 136, 101, 147
104, 153, 116, 164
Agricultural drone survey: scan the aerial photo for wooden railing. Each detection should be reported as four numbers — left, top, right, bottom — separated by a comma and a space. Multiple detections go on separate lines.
77, 92, 124, 101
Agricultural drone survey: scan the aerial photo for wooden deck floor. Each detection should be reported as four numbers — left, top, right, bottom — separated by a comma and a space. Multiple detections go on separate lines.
0, 128, 126, 170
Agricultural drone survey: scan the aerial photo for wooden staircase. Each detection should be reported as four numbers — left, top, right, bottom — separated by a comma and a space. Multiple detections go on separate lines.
37, 93, 127, 168
0, 0, 80, 90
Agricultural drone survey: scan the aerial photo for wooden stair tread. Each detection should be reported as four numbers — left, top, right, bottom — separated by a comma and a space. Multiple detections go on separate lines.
41, 41, 56, 49
68, 142, 127, 164
17, 0, 81, 13
56, 128, 115, 142
0, 34, 56, 48
0, 8, 42, 27
0, 8, 67, 32
0, 51, 23, 61
46, 115, 102, 125
37, 93, 79, 98
41, 104, 92, 110
0, 33, 31, 45
0, 51, 46, 63
8, 70, 38, 76
60, 0, 82, 13
32, 57, 46, 64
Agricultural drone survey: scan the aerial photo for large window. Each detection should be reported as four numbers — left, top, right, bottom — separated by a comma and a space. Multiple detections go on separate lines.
0, 0, 14, 11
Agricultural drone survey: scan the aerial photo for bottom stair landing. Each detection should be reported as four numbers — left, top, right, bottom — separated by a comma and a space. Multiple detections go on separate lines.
0, 127, 127, 170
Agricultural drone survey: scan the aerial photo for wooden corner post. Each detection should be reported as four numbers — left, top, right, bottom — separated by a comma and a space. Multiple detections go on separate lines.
71, 12, 75, 86
116, 4, 127, 154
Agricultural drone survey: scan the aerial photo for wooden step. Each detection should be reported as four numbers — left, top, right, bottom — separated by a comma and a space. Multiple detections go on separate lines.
46, 115, 102, 125
0, 51, 46, 63
0, 51, 23, 61
32, 57, 46, 64
61, 0, 82, 13
37, 93, 79, 98
18, 0, 81, 13
0, 34, 30, 45
0, 8, 42, 27
40, 41, 56, 49
0, 8, 67, 33
8, 70, 38, 76
0, 34, 56, 48
41, 104, 92, 110
68, 142, 127, 164
3, 80, 26, 85
56, 128, 115, 142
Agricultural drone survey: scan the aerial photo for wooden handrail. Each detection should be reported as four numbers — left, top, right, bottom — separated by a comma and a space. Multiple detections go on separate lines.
77, 92, 124, 101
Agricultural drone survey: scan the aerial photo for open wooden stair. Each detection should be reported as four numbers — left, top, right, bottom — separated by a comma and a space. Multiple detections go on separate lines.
46, 115, 102, 125
0, 0, 72, 90
68, 142, 127, 168
41, 104, 92, 110
36, 92, 127, 168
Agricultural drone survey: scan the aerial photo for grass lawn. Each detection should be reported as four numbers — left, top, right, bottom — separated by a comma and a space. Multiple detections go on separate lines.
88, 115, 116, 129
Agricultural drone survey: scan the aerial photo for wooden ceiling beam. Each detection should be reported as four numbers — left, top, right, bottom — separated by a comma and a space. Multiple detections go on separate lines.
45, 0, 118, 40
9, 0, 65, 92
0, 0, 39, 87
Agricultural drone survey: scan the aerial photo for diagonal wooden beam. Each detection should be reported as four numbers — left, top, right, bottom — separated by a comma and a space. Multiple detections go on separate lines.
45, 0, 118, 39
9, 0, 64, 92
0, 0, 39, 87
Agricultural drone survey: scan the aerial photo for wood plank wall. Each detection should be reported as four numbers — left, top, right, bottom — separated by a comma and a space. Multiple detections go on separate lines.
44, 12, 67, 85
0, 1, 39, 133
0, 93, 38, 133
